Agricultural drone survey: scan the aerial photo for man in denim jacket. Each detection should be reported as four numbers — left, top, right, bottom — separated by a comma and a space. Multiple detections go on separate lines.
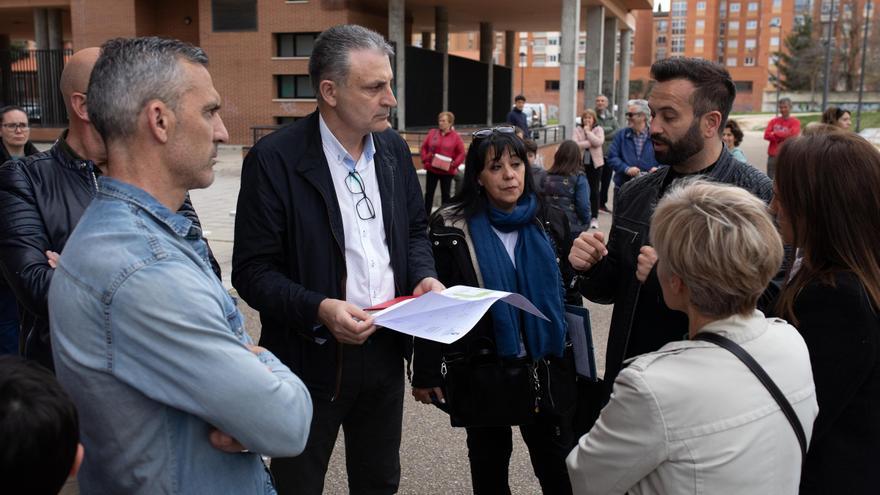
48, 37, 312, 494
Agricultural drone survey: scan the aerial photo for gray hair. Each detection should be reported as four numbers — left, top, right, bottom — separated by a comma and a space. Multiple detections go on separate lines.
87, 37, 208, 143
309, 25, 394, 99
628, 99, 651, 119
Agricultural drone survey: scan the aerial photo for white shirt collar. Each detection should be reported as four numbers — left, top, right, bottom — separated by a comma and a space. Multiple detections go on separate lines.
318, 113, 376, 172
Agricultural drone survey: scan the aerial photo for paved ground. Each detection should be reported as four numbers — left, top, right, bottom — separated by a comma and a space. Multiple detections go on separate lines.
60, 116, 773, 494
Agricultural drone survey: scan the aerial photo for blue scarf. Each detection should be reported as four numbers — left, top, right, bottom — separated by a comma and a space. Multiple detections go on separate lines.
467, 194, 567, 359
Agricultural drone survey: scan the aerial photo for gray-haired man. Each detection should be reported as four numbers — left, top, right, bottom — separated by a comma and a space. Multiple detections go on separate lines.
49, 37, 312, 493
232, 25, 442, 494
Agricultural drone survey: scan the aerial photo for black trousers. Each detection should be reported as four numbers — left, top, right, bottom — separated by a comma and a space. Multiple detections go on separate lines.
465, 410, 575, 495
584, 163, 601, 220
424, 172, 453, 215
271, 331, 404, 495
599, 162, 613, 209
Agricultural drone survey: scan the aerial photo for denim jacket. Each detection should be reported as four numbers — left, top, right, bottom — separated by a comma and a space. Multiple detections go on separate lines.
49, 177, 312, 494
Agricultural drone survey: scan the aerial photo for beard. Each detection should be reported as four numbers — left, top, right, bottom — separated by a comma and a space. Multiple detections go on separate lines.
651, 119, 703, 166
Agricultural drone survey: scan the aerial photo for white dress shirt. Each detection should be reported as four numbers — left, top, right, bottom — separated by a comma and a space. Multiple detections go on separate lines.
319, 115, 395, 309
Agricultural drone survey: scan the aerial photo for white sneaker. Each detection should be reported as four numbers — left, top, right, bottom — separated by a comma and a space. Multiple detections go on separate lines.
590, 218, 599, 229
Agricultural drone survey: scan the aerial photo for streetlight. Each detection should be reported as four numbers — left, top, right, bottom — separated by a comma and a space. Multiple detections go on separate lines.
519, 51, 527, 96
856, 0, 873, 131
770, 18, 783, 115
821, 0, 836, 111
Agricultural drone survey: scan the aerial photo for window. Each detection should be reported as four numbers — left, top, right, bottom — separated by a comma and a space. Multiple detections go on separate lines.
745, 38, 757, 49
276, 75, 315, 99
696, 20, 706, 33
771, 16, 782, 26
697, 1, 707, 9
770, 36, 780, 46
532, 54, 546, 67
672, 19, 687, 34
548, 54, 559, 65
276, 33, 318, 57
671, 37, 686, 53
734, 81, 753, 92
748, 2, 759, 11
695, 38, 705, 50
744, 56, 756, 66
773, 0, 782, 10
729, 20, 740, 31
671, 0, 687, 16
746, 20, 758, 29
275, 116, 304, 125
657, 20, 668, 33
545, 80, 560, 91
549, 37, 559, 45
657, 35, 667, 45
656, 47, 667, 60
730, 2, 741, 12
212, 0, 257, 31
728, 39, 739, 48
727, 57, 738, 66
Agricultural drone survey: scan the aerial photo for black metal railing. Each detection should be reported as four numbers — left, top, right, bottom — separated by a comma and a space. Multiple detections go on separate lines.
0, 48, 72, 127
251, 123, 567, 150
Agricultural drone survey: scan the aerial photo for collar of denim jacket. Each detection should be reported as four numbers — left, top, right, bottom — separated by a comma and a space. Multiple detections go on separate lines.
97, 176, 194, 237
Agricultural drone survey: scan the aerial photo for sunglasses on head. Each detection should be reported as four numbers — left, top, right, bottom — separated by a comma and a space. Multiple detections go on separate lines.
472, 126, 517, 139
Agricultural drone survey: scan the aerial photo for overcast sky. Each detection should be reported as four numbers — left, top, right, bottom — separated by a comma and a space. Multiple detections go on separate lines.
656, 0, 670, 11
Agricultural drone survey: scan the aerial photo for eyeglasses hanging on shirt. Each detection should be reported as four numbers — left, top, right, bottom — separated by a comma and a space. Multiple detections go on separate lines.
345, 171, 377, 220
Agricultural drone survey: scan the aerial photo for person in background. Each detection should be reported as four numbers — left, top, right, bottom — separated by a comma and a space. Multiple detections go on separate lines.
507, 94, 529, 135
421, 111, 465, 214
594, 95, 618, 213
573, 109, 604, 229
763, 97, 800, 179
606, 99, 658, 198
771, 131, 880, 494
543, 140, 591, 238
567, 180, 817, 494
413, 129, 577, 495
723, 119, 748, 163
0, 355, 84, 495
0, 105, 38, 355
820, 105, 852, 131
0, 105, 38, 163
524, 138, 546, 193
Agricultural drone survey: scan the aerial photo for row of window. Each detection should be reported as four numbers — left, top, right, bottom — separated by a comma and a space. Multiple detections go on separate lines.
544, 80, 587, 91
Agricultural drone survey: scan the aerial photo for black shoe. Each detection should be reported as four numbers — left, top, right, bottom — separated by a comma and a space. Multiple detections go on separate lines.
599, 205, 611, 213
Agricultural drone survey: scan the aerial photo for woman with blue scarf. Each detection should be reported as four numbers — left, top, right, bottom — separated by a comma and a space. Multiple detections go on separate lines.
412, 129, 578, 494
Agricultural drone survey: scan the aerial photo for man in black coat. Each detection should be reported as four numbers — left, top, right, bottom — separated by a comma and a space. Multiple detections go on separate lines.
232, 25, 442, 495
569, 58, 773, 401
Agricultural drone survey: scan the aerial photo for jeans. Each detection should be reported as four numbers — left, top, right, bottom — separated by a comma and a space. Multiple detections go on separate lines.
599, 162, 613, 209
0, 286, 19, 355
425, 172, 453, 215
584, 163, 601, 219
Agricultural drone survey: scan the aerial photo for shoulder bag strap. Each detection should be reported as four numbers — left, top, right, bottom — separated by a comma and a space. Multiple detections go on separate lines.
694, 332, 807, 460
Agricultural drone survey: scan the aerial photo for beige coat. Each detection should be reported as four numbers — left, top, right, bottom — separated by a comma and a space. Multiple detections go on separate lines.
567, 311, 818, 495
573, 124, 605, 167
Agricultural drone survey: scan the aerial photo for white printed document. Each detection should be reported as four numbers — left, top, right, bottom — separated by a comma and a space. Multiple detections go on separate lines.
367, 285, 548, 344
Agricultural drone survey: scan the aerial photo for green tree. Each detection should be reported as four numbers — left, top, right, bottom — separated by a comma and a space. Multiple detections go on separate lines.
776, 16, 824, 93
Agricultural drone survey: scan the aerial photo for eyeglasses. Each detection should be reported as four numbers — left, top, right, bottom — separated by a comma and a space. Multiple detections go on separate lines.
1, 123, 29, 131
472, 126, 517, 139
345, 171, 376, 220
625, 112, 637, 118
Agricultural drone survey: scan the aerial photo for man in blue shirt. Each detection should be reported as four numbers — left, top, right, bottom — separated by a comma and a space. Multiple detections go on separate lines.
507, 94, 530, 134
48, 37, 312, 494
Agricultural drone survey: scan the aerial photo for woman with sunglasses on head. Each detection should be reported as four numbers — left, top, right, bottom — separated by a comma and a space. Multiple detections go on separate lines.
573, 110, 604, 229
770, 132, 880, 494
412, 127, 579, 494
0, 106, 39, 164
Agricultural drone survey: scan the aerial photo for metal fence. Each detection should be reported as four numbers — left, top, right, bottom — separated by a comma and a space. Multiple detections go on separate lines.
0, 48, 72, 126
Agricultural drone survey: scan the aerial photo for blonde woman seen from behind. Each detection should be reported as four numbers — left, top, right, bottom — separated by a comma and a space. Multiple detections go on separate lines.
567, 181, 818, 495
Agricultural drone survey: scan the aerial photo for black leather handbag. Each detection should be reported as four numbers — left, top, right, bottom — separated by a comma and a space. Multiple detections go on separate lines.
441, 337, 539, 427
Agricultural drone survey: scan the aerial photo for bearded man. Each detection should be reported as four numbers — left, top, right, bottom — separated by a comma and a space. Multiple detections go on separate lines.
568, 57, 773, 399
